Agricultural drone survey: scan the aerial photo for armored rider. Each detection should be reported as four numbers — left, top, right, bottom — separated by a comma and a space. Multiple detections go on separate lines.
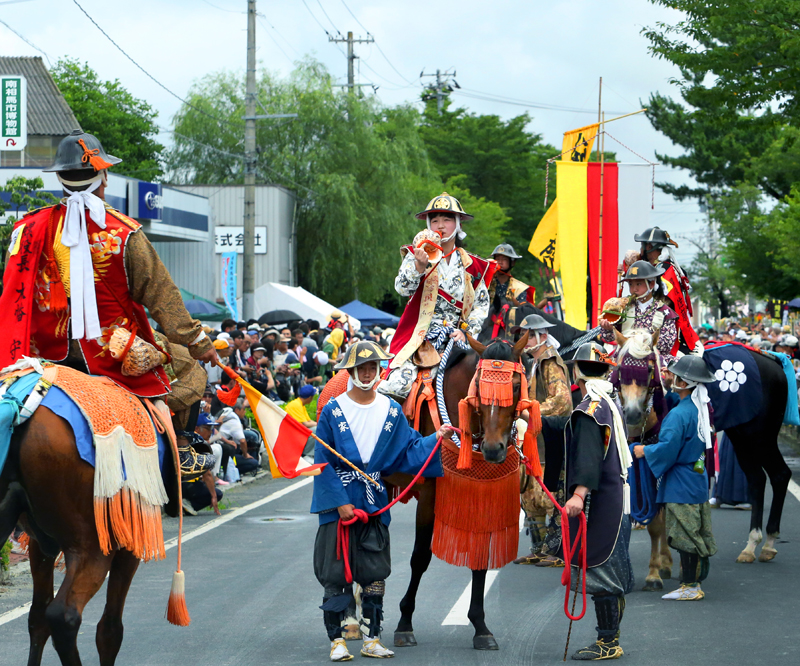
600, 260, 679, 370
379, 193, 494, 402
311, 340, 452, 661
634, 226, 701, 354
0, 130, 216, 475
488, 243, 535, 305
563, 342, 634, 661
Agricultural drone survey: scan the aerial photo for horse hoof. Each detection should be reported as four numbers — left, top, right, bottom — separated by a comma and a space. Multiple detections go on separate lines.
736, 551, 756, 563
642, 579, 663, 591
473, 635, 499, 651
394, 632, 417, 647
659, 568, 672, 580
758, 547, 777, 563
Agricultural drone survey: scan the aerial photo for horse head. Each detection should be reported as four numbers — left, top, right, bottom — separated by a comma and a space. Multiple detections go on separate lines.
463, 330, 530, 463
613, 327, 662, 436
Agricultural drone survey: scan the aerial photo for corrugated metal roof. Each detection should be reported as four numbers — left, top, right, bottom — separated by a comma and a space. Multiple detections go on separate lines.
0, 56, 80, 136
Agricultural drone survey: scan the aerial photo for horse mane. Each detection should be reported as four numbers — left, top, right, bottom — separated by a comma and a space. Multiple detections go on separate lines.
617, 328, 656, 366
483, 339, 516, 361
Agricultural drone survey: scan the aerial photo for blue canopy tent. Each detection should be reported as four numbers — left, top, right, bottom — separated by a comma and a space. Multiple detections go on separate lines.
340, 300, 400, 328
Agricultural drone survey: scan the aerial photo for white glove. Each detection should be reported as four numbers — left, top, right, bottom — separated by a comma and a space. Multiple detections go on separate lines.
652, 310, 665, 331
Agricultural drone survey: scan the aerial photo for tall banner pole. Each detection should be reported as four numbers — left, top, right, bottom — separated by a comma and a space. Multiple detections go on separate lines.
597, 78, 605, 323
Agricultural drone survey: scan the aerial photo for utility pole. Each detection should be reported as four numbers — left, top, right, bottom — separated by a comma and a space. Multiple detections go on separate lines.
329, 31, 374, 92
242, 0, 257, 321
421, 69, 458, 115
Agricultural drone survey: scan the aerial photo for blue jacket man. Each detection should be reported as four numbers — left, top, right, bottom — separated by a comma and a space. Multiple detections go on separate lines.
634, 354, 718, 602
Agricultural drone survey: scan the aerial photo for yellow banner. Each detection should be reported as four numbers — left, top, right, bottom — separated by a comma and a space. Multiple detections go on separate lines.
562, 123, 599, 163
528, 199, 560, 271
555, 161, 588, 329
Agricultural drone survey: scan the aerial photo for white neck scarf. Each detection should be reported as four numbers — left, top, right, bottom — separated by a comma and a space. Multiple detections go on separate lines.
683, 382, 712, 449
584, 378, 632, 513
60, 179, 107, 340
426, 213, 467, 241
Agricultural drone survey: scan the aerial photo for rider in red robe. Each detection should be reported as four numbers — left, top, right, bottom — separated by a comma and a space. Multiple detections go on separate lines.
0, 131, 217, 475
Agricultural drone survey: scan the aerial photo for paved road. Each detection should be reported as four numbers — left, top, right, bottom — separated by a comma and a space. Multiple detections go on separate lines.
2, 445, 800, 666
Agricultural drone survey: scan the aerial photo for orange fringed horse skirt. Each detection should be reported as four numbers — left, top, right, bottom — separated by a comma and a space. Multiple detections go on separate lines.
432, 439, 520, 570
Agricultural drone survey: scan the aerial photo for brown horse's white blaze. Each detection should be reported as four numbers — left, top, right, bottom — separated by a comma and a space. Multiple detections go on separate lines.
613, 326, 673, 590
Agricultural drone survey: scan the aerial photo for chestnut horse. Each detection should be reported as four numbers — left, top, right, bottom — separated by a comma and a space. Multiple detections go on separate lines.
0, 408, 178, 666
382, 332, 530, 651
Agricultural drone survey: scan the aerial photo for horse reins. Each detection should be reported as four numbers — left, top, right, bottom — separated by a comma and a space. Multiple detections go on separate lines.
335, 429, 461, 584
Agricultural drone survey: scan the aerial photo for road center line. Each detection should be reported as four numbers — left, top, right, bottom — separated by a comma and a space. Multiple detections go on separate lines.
0, 476, 313, 628
788, 479, 800, 503
442, 510, 524, 626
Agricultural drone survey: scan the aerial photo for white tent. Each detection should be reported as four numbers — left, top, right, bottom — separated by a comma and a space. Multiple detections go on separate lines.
252, 282, 361, 330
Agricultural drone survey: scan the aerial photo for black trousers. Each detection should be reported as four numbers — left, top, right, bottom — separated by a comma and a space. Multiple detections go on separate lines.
182, 481, 223, 511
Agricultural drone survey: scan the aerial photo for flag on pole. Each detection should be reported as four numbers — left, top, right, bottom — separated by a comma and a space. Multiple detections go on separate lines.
528, 199, 560, 271
221, 366, 326, 479
562, 123, 599, 163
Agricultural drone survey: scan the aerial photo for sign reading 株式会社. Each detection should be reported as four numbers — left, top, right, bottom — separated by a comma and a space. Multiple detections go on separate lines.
1, 76, 27, 151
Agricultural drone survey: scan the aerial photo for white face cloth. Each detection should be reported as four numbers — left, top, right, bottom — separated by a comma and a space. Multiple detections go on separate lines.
679, 379, 713, 449
427, 213, 467, 241
59, 175, 107, 340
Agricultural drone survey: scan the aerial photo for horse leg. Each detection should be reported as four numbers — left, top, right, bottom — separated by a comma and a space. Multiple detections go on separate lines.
642, 512, 665, 591
394, 482, 436, 647
468, 569, 498, 650
758, 442, 792, 563
96, 549, 140, 666
733, 443, 767, 564
659, 523, 673, 580
26, 537, 56, 666
46, 549, 112, 666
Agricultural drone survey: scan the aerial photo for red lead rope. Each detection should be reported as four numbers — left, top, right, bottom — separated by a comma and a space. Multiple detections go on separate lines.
521, 455, 588, 621
335, 430, 457, 584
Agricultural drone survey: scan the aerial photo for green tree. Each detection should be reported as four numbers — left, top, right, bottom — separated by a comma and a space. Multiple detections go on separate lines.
443, 175, 508, 259
417, 99, 556, 286
50, 58, 164, 181
684, 235, 744, 319
712, 185, 800, 300
166, 60, 440, 306
0, 176, 58, 290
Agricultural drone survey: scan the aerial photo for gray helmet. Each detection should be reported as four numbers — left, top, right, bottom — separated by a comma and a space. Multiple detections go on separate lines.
634, 226, 678, 249
517, 313, 555, 331
491, 243, 522, 260
621, 260, 665, 282
44, 130, 122, 172
334, 340, 393, 371
568, 342, 616, 368
667, 355, 715, 384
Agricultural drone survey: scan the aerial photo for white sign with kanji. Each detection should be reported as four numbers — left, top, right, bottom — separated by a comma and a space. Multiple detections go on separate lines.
1, 75, 27, 151
214, 226, 267, 254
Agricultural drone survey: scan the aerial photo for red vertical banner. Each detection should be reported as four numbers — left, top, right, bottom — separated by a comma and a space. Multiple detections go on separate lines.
587, 162, 619, 326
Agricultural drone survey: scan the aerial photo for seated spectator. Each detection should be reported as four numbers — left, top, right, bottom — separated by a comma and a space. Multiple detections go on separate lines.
248, 344, 276, 395
213, 399, 256, 479
292, 328, 308, 363
303, 350, 329, 386
183, 415, 225, 514
205, 338, 231, 385
237, 321, 247, 331
220, 318, 237, 333
195, 411, 227, 486
247, 328, 261, 345
284, 385, 318, 457
273, 335, 299, 367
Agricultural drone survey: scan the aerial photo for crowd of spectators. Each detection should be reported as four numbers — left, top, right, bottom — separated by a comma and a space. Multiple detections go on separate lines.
183, 311, 395, 513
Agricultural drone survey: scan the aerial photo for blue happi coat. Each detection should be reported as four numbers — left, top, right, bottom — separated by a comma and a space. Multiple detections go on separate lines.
643, 395, 709, 504
310, 396, 443, 526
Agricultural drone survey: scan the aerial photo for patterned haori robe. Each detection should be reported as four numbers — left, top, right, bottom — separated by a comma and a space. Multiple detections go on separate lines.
310, 397, 444, 525
381, 249, 490, 399
488, 274, 534, 305
600, 298, 678, 369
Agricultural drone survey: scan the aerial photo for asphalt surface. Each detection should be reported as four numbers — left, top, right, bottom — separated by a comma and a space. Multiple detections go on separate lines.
2, 445, 800, 666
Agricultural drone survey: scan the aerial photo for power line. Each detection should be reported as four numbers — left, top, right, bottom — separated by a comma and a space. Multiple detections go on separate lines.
199, 0, 243, 13
338, 0, 415, 85
256, 12, 302, 58
256, 17, 295, 65
316, 0, 342, 36
452, 89, 627, 115
0, 17, 51, 66
70, 0, 238, 129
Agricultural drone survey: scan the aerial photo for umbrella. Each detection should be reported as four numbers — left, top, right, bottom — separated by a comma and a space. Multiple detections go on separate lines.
178, 288, 231, 322
258, 309, 303, 325
339, 300, 400, 328
787, 298, 800, 309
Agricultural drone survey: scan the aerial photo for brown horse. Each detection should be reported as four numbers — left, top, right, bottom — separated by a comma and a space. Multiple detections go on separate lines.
0, 407, 178, 666
386, 332, 530, 650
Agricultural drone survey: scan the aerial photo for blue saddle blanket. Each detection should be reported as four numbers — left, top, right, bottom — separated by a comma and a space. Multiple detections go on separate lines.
0, 373, 166, 479
765, 351, 800, 426
703, 344, 761, 431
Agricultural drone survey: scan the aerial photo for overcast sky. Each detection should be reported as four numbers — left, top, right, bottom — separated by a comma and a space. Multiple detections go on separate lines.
1, 0, 705, 263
